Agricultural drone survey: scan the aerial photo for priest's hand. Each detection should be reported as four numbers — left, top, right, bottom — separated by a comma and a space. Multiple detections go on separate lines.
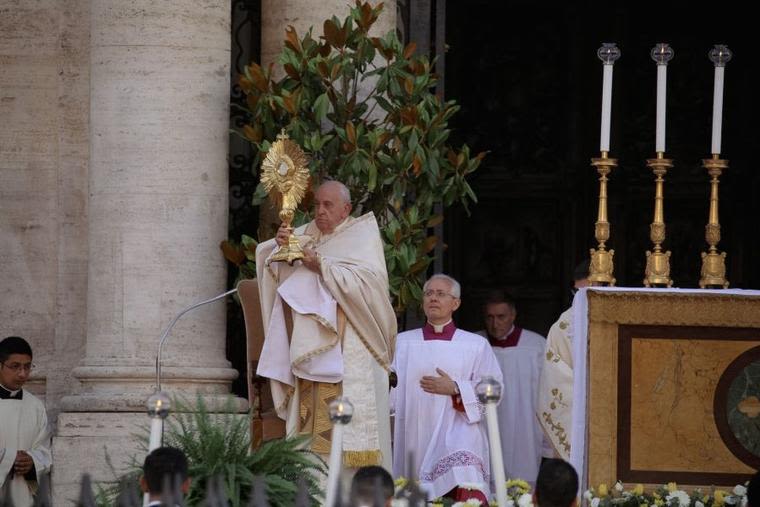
275, 223, 291, 247
14, 451, 34, 476
301, 248, 321, 273
420, 368, 459, 396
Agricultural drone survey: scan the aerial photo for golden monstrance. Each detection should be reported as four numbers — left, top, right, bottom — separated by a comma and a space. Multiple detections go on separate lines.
260, 130, 310, 265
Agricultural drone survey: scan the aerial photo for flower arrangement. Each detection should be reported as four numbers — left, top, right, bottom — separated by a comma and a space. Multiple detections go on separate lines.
583, 481, 749, 507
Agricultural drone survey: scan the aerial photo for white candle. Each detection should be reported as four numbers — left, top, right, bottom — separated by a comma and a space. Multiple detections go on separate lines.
600, 64, 613, 152
324, 423, 344, 507
656, 64, 667, 153
485, 403, 508, 506
711, 65, 725, 154
148, 417, 163, 451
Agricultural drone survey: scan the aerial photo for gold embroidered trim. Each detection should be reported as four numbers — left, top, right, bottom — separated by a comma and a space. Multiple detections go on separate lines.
542, 412, 571, 454
342, 449, 382, 468
291, 312, 340, 368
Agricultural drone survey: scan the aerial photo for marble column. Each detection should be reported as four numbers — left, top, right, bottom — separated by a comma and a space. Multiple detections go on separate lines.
59, 0, 237, 412
54, 0, 237, 500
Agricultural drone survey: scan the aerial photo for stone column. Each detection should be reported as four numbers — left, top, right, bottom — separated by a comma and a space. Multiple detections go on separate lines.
54, 0, 237, 500
59, 0, 236, 412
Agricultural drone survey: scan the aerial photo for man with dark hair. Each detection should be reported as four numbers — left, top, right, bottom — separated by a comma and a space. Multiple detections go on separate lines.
476, 290, 546, 485
537, 260, 590, 460
350, 465, 394, 507
533, 458, 578, 507
0, 336, 52, 507
140, 446, 190, 506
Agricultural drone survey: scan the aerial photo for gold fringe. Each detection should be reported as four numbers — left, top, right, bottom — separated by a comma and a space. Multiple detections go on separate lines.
342, 449, 382, 468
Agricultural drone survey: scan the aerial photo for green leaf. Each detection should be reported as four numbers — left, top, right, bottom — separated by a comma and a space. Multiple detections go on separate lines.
313, 92, 329, 121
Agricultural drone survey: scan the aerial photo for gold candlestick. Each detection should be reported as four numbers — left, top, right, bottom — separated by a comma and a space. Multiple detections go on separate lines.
699, 155, 729, 288
643, 152, 673, 287
589, 151, 616, 286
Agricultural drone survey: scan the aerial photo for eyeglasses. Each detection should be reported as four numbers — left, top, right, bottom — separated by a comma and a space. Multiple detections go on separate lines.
0, 362, 35, 373
423, 290, 456, 299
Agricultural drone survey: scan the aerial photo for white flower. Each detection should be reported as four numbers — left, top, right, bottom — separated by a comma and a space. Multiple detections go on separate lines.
518, 493, 534, 507
584, 490, 594, 501
696, 501, 705, 507
506, 500, 515, 507
460, 482, 485, 491
464, 500, 483, 506
666, 490, 691, 507
733, 485, 747, 497
591, 498, 600, 507
741, 496, 748, 507
615, 481, 625, 492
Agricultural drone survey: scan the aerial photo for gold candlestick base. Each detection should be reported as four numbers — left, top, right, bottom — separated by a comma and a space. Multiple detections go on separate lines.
699, 155, 729, 288
643, 153, 673, 288
588, 152, 617, 286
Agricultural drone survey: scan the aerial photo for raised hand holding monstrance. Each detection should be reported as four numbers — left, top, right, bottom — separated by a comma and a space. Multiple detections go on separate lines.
260, 130, 310, 264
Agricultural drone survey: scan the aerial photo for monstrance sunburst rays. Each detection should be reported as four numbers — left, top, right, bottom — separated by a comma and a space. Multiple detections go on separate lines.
260, 129, 311, 264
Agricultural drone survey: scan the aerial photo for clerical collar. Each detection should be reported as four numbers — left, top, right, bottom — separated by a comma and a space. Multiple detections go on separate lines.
423, 320, 456, 341
0, 383, 23, 400
489, 325, 522, 348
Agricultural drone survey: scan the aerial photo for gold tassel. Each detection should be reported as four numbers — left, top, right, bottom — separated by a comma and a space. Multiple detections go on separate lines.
342, 449, 382, 468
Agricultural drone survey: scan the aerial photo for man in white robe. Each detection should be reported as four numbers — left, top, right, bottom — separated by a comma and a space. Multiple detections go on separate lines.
0, 336, 52, 507
477, 291, 545, 485
256, 181, 396, 470
392, 274, 502, 503
537, 262, 590, 460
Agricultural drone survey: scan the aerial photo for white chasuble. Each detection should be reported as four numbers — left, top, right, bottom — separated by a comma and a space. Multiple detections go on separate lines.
537, 307, 574, 460
391, 328, 502, 500
0, 391, 52, 507
256, 212, 396, 470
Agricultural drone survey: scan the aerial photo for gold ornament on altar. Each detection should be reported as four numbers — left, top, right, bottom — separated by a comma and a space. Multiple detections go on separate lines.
260, 129, 311, 265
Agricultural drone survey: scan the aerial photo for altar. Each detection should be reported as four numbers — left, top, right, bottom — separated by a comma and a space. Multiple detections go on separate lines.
569, 287, 760, 489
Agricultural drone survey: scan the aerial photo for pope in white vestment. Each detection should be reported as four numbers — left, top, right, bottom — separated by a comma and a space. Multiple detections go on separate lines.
256, 182, 396, 470
392, 275, 502, 502
0, 337, 52, 507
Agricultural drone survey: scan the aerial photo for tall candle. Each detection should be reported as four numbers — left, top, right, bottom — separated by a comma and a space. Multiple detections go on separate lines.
485, 403, 508, 506
597, 43, 620, 153
709, 45, 732, 155
651, 43, 674, 153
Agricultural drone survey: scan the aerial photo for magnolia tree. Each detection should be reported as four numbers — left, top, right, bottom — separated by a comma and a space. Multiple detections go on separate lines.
223, 1, 485, 313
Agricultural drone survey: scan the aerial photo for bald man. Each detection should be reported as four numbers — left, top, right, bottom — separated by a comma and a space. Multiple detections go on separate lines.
256, 181, 396, 471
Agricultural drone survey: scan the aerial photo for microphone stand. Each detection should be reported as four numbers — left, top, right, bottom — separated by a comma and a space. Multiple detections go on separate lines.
154, 288, 238, 392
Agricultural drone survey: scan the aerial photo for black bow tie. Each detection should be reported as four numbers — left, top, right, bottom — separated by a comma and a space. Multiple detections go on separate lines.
0, 386, 23, 400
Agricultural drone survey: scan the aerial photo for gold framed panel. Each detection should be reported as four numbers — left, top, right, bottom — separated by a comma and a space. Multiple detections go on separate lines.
586, 291, 760, 488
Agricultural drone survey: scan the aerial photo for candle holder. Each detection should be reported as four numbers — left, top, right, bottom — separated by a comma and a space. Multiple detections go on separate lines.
476, 376, 507, 507
589, 152, 617, 286
146, 390, 171, 452
699, 155, 730, 288
644, 152, 673, 287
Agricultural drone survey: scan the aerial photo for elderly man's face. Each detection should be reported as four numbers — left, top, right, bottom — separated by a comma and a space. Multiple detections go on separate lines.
422, 278, 461, 324
313, 183, 351, 234
484, 302, 516, 339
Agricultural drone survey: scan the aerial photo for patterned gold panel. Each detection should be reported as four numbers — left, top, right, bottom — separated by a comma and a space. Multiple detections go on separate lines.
586, 291, 760, 488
